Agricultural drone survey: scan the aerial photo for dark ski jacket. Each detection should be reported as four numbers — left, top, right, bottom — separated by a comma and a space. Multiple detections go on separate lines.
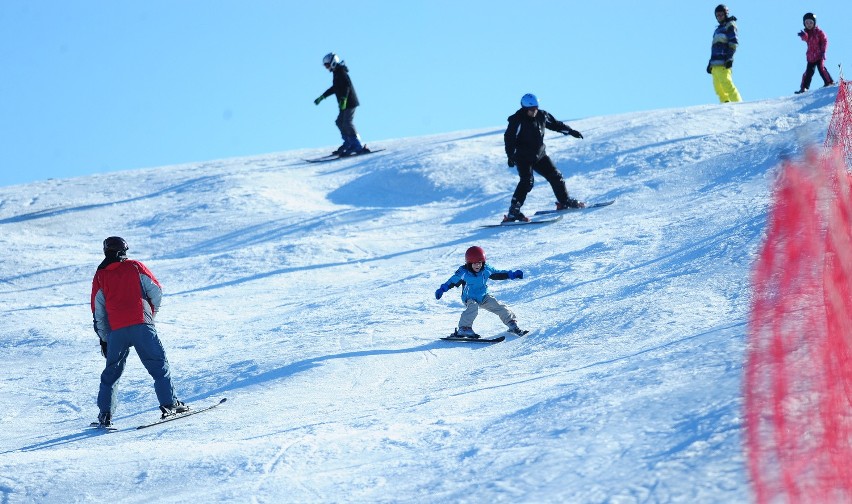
504, 108, 572, 164
320, 64, 360, 109
709, 16, 738, 66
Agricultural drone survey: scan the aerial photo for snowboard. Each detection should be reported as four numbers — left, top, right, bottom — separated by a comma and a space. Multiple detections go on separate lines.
136, 398, 227, 430
533, 200, 615, 216
480, 214, 563, 229
304, 148, 385, 163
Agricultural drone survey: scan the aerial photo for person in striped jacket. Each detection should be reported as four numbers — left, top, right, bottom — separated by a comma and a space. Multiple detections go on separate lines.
706, 4, 742, 103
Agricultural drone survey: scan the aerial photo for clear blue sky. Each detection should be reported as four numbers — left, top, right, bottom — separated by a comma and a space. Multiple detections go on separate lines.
1, 1, 850, 186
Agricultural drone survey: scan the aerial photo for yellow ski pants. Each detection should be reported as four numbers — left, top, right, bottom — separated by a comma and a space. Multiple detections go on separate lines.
711, 65, 742, 103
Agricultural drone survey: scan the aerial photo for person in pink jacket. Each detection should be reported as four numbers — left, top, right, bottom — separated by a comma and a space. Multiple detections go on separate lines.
795, 12, 835, 94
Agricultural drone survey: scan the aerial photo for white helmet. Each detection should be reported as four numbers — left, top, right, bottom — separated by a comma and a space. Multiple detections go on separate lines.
520, 93, 539, 108
322, 52, 341, 69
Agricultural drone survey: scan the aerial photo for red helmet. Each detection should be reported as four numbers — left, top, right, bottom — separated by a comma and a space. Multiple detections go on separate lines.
465, 246, 486, 264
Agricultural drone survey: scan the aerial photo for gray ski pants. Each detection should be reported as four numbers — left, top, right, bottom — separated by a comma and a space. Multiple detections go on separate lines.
458, 294, 516, 329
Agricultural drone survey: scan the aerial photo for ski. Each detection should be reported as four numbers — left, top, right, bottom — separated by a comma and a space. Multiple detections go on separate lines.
533, 200, 615, 216
136, 398, 227, 430
88, 422, 118, 432
441, 334, 506, 343
304, 148, 385, 163
480, 214, 563, 228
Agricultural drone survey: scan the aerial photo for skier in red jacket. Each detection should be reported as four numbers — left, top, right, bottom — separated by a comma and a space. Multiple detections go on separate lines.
90, 236, 187, 427
795, 12, 835, 94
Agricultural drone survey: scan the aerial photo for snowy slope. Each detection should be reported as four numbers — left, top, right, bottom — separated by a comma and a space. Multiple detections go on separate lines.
0, 88, 837, 503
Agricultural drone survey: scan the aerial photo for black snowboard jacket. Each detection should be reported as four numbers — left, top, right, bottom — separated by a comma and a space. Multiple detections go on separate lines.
504, 108, 572, 164
321, 64, 360, 109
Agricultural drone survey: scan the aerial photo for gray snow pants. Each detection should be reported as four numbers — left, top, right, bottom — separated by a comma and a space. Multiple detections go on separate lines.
458, 294, 516, 329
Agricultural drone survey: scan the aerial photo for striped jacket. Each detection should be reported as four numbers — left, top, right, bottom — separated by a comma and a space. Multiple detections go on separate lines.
710, 17, 738, 66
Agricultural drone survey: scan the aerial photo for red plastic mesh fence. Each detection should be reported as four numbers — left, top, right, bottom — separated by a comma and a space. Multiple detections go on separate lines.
746, 147, 852, 503
825, 80, 852, 169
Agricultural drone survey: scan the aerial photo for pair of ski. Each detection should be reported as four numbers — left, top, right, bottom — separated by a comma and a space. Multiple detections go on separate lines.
440, 329, 530, 344
480, 200, 615, 228
88, 398, 227, 432
304, 148, 385, 164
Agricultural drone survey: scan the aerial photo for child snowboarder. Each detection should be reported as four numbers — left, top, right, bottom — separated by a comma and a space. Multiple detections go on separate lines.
434, 246, 527, 338
795, 13, 835, 94
503, 93, 585, 223
707, 4, 742, 103
314, 52, 369, 156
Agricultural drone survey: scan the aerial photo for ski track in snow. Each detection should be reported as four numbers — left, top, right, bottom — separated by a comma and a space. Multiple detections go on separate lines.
0, 89, 838, 502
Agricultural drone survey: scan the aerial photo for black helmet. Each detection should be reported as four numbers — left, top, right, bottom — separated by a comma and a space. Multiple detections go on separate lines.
715, 4, 728, 15
103, 236, 129, 256
803, 12, 816, 26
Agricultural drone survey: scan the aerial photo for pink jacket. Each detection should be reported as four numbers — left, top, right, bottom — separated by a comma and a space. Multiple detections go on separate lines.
800, 26, 828, 63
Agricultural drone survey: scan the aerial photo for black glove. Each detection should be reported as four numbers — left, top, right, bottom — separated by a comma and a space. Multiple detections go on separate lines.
99, 339, 107, 358
725, 60, 733, 69
706, 63, 712, 74
798, 30, 805, 38
507, 156, 515, 168
567, 129, 583, 139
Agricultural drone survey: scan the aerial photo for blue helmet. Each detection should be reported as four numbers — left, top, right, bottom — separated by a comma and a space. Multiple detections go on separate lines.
520, 93, 539, 108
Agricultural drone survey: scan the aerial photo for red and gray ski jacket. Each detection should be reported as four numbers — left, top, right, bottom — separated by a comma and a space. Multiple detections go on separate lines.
91, 259, 162, 341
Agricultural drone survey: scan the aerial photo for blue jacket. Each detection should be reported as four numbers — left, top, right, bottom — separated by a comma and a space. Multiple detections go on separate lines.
709, 17, 738, 66
441, 264, 512, 303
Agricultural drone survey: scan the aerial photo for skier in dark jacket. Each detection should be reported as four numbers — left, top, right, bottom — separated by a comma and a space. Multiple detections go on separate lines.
795, 12, 835, 94
90, 236, 187, 427
314, 52, 368, 156
503, 93, 585, 223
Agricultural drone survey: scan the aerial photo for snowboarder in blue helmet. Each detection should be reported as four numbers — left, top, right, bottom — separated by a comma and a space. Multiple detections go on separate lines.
503, 93, 585, 223
435, 246, 527, 338
314, 52, 369, 156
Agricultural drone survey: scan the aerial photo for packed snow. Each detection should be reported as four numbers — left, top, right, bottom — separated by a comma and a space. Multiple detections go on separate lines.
0, 88, 838, 503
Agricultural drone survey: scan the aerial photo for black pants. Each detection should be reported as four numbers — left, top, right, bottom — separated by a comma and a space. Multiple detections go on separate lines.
801, 60, 834, 90
510, 155, 569, 211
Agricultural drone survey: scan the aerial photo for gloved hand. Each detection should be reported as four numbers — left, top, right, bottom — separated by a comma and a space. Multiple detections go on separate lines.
435, 283, 449, 300
507, 156, 515, 168
339, 97, 348, 111
566, 129, 583, 139
314, 95, 325, 105
798, 30, 806, 39
725, 60, 733, 69
99, 339, 107, 358
706, 63, 712, 74
508, 270, 524, 280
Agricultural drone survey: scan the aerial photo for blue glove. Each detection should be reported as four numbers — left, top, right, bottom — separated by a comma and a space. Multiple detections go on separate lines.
435, 283, 449, 299
509, 270, 524, 279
